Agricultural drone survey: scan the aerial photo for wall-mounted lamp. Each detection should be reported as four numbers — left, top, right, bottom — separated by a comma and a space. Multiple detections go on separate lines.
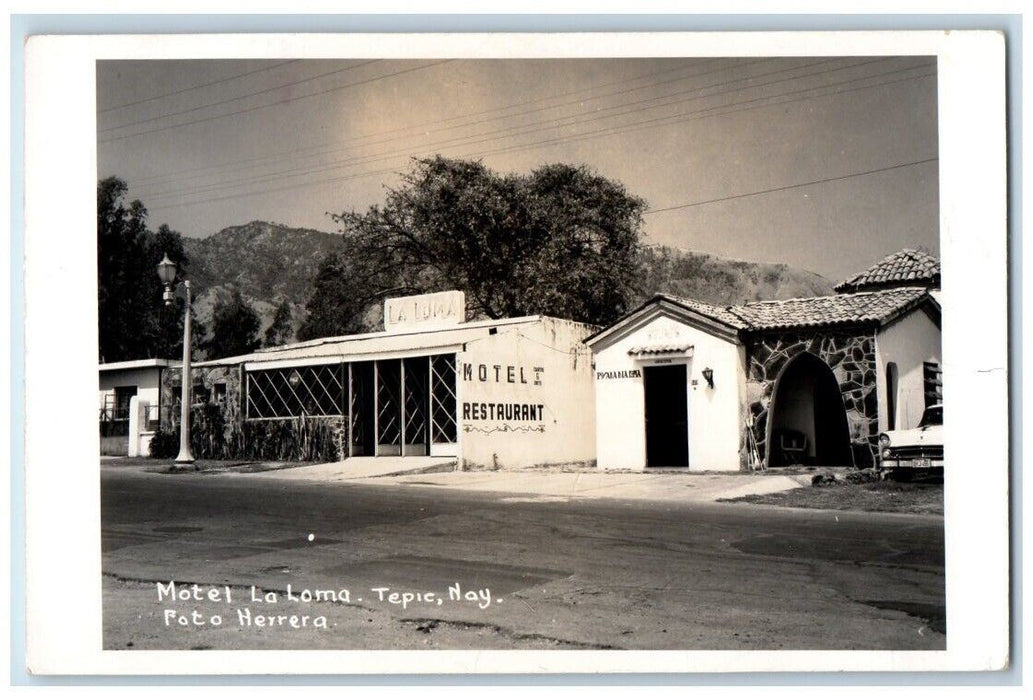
702, 367, 715, 389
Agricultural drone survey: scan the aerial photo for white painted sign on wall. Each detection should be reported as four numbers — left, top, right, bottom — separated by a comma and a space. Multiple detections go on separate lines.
384, 290, 466, 331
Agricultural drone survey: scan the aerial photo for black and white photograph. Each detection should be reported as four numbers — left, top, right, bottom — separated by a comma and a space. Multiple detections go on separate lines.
21, 29, 1009, 675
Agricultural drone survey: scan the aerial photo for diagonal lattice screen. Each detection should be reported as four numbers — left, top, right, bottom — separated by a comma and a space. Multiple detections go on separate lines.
376, 359, 401, 446
403, 357, 429, 446
247, 364, 345, 419
430, 354, 457, 444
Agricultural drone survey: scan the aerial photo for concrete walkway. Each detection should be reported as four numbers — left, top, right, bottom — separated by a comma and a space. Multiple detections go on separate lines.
247, 458, 801, 504
379, 470, 802, 503
251, 455, 456, 481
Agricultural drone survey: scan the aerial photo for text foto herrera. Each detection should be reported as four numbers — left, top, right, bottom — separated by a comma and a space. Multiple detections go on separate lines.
158, 581, 498, 629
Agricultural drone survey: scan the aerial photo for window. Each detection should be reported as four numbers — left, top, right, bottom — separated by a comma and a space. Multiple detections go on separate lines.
246, 364, 345, 419
213, 382, 228, 404
885, 362, 898, 430
923, 361, 942, 409
114, 386, 137, 420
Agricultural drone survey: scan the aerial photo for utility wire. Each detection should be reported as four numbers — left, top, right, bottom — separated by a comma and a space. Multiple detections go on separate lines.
148, 68, 934, 209
143, 58, 919, 203
99, 60, 301, 113
139, 57, 872, 200
643, 158, 939, 214
99, 60, 380, 132
131, 58, 765, 191
145, 68, 934, 212
125, 58, 733, 185
138, 57, 819, 199
99, 60, 453, 143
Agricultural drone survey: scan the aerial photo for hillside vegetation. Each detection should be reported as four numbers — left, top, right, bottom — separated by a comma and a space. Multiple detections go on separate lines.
182, 221, 832, 343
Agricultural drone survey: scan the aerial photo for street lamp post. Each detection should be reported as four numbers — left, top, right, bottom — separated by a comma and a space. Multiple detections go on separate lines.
157, 253, 196, 468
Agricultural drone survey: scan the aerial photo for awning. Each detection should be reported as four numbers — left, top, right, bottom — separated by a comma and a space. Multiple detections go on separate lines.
627, 343, 694, 357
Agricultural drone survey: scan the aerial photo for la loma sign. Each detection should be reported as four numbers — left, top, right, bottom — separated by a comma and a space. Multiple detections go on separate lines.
384, 290, 466, 331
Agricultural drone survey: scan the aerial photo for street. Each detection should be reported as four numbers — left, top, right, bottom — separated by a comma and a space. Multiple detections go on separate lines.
101, 465, 945, 650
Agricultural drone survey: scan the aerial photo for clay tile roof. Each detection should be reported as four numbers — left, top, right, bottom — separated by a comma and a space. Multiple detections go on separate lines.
657, 294, 751, 329
834, 249, 940, 293
728, 287, 929, 331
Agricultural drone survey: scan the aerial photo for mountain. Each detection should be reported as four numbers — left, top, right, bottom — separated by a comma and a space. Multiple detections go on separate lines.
182, 221, 833, 345
635, 245, 833, 307
182, 221, 347, 343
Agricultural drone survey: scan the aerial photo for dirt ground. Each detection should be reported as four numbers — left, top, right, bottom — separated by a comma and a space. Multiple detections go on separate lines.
721, 479, 944, 515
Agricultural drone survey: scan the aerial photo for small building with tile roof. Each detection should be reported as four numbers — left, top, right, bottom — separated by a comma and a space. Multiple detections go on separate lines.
834, 248, 940, 294
586, 252, 942, 471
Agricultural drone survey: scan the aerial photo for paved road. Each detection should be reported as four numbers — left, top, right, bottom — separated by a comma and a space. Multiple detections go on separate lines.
101, 466, 945, 651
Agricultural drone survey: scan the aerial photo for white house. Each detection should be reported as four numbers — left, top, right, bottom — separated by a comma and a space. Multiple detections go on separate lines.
587, 250, 942, 472
98, 358, 173, 456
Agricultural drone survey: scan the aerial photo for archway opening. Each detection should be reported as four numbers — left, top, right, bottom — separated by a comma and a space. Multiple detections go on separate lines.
768, 353, 851, 467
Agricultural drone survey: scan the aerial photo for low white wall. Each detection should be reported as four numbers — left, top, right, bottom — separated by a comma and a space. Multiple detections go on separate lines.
593, 314, 744, 471
875, 307, 942, 431
98, 366, 163, 413
457, 318, 596, 469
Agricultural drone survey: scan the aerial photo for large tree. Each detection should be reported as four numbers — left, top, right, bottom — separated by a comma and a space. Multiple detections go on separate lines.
97, 177, 201, 362
323, 156, 646, 329
204, 287, 261, 359
297, 250, 406, 341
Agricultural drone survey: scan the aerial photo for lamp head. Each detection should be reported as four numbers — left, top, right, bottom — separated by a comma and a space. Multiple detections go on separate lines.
702, 367, 715, 389
157, 253, 177, 285
157, 254, 178, 306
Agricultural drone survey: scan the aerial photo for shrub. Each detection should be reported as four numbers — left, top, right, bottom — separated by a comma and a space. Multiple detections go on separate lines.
148, 428, 179, 459
844, 468, 881, 484
811, 472, 838, 487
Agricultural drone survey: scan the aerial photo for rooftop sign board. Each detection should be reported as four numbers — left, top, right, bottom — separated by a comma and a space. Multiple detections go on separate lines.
384, 290, 466, 331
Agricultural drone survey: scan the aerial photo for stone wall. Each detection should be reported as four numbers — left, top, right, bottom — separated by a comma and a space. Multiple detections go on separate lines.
160, 365, 346, 462
160, 364, 244, 432
743, 330, 879, 469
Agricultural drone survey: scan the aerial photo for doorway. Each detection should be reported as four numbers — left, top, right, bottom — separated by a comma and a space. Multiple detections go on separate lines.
768, 353, 851, 467
643, 364, 689, 467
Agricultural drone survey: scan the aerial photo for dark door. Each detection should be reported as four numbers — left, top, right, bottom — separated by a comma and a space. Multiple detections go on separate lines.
643, 364, 689, 467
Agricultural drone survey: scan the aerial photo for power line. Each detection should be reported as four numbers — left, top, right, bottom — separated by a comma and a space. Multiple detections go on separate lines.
643, 158, 939, 214
99, 60, 380, 132
142, 58, 915, 203
452, 65, 933, 174
144, 68, 934, 212
139, 57, 869, 201
99, 60, 454, 143
99, 60, 301, 113
124, 58, 735, 186
138, 57, 812, 199
147, 67, 934, 210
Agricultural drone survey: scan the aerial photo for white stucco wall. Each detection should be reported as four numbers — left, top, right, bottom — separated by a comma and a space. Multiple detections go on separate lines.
875, 306, 942, 432
98, 366, 164, 415
592, 313, 745, 471
457, 318, 596, 469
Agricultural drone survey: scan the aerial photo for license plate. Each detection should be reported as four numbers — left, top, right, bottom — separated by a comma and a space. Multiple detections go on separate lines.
913, 458, 931, 468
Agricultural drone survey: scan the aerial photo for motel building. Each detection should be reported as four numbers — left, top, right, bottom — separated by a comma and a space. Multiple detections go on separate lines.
586, 250, 942, 472
98, 358, 173, 456
157, 291, 597, 470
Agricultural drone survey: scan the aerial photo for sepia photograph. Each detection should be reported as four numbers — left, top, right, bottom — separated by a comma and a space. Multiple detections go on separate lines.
95, 52, 945, 651
20, 29, 1009, 675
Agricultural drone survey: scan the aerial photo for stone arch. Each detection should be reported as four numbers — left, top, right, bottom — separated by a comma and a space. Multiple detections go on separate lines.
765, 352, 852, 468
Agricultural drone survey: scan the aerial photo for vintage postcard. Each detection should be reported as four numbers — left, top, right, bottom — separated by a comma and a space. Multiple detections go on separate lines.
22, 31, 1008, 674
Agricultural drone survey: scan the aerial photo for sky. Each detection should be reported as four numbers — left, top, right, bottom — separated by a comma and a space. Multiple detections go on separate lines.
96, 57, 939, 282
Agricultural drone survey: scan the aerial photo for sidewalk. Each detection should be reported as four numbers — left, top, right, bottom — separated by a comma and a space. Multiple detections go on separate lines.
246, 459, 802, 504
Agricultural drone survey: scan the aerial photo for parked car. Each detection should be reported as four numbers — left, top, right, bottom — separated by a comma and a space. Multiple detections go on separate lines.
878, 404, 943, 470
